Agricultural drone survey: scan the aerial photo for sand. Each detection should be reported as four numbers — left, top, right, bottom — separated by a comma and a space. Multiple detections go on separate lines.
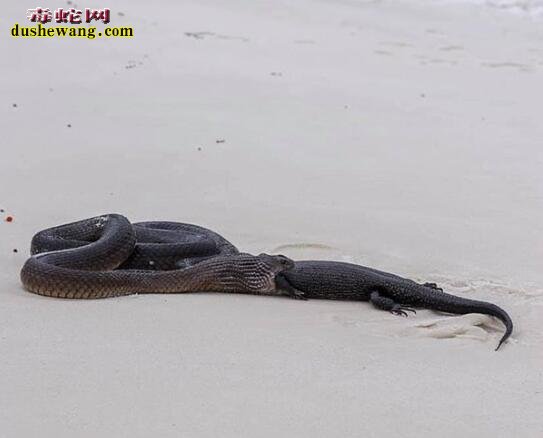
1, 0, 542, 436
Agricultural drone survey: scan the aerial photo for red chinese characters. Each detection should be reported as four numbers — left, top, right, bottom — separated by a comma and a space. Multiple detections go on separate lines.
27, 8, 53, 23
54, 8, 83, 24
26, 7, 112, 25
85, 8, 111, 24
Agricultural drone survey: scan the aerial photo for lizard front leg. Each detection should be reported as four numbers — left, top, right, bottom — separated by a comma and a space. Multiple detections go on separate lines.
275, 273, 308, 300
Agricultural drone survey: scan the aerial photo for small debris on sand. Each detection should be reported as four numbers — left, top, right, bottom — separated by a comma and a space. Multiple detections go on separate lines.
67, 124, 72, 128
216, 139, 225, 144
185, 32, 214, 40
12, 103, 17, 108
118, 12, 125, 17
197, 147, 202, 151
0, 209, 4, 213
13, 249, 18, 253
5, 216, 13, 222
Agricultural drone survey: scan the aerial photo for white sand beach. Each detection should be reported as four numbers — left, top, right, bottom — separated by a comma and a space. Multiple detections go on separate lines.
1, 0, 542, 436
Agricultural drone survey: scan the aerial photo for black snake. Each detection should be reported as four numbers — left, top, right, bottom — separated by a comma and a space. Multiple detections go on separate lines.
20, 214, 295, 299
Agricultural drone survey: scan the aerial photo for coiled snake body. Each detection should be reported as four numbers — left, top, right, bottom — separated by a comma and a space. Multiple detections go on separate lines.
20, 214, 295, 299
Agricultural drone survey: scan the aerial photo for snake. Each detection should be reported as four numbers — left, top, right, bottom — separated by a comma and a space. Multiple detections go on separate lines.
20, 214, 296, 299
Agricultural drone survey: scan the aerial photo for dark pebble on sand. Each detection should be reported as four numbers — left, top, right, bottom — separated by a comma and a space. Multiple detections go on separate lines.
197, 147, 202, 151
12, 103, 17, 108
67, 124, 72, 128
13, 249, 18, 253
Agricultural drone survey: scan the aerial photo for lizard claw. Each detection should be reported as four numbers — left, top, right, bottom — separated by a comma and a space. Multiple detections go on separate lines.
390, 305, 416, 317
290, 290, 308, 300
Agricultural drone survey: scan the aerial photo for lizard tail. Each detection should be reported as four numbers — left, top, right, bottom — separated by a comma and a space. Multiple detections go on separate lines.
465, 302, 512, 351
406, 289, 513, 350
490, 304, 513, 351
436, 298, 513, 351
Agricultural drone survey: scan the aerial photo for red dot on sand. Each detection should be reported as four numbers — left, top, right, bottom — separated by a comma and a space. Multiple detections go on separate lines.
6, 216, 13, 222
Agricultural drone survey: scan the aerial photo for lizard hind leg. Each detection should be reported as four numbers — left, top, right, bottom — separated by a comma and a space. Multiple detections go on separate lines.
423, 282, 443, 292
369, 290, 416, 317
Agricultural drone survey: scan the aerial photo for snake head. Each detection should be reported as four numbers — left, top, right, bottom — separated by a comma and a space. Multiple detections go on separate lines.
258, 253, 295, 273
